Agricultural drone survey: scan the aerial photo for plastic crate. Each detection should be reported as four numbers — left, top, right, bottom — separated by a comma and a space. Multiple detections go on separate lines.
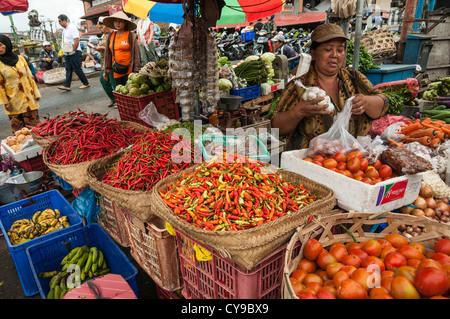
230, 85, 261, 101
0, 190, 84, 296
113, 89, 179, 128
374, 78, 419, 102
96, 196, 130, 247
156, 285, 183, 299
241, 31, 255, 42
26, 224, 138, 299
199, 134, 271, 161
122, 211, 183, 292
364, 64, 417, 86
16, 155, 49, 173
176, 229, 301, 299
51, 171, 73, 191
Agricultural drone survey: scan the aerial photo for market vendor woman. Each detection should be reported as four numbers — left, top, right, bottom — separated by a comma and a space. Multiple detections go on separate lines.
271, 23, 389, 151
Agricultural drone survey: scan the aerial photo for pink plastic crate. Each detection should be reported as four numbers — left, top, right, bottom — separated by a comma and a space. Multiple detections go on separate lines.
176, 229, 300, 299
374, 78, 419, 102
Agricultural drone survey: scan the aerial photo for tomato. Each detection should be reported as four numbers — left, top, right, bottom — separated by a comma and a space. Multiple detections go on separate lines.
381, 270, 395, 279
333, 270, 350, 289
384, 233, 408, 248
323, 158, 338, 169
434, 238, 450, 255
296, 291, 316, 299
343, 170, 354, 178
425, 250, 436, 258
361, 177, 373, 185
348, 248, 369, 261
390, 276, 421, 299
409, 242, 426, 255
384, 252, 407, 271
429, 295, 449, 299
347, 151, 363, 160
297, 258, 317, 273
340, 265, 357, 277
330, 242, 345, 249
291, 269, 308, 283
414, 267, 450, 298
430, 252, 450, 266
381, 276, 393, 293
347, 156, 361, 173
330, 245, 348, 262
417, 258, 444, 272
380, 246, 397, 259
363, 240, 382, 257
316, 250, 337, 270
398, 244, 424, 260
326, 262, 345, 278
378, 239, 393, 249
346, 242, 363, 251
337, 279, 368, 299
359, 158, 369, 171
336, 162, 347, 171
341, 254, 362, 268
305, 282, 322, 294
333, 152, 347, 163
364, 166, 379, 179
407, 259, 422, 269
316, 289, 336, 299
312, 160, 323, 166
394, 266, 417, 283
373, 159, 382, 170
350, 268, 372, 290
443, 264, 450, 276
313, 155, 324, 163
352, 170, 365, 180
303, 157, 313, 162
372, 178, 382, 185
378, 164, 392, 179
361, 256, 385, 272
302, 287, 318, 295
303, 273, 323, 286
318, 285, 338, 297
290, 278, 305, 295
369, 286, 390, 298
303, 238, 323, 261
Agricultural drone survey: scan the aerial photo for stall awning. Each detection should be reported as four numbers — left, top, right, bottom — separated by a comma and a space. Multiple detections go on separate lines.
217, 12, 327, 28
80, 8, 109, 20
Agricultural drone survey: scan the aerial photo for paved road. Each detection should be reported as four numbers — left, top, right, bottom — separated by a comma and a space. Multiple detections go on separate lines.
0, 73, 159, 299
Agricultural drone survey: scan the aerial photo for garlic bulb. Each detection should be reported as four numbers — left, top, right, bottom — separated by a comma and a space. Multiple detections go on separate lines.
302, 86, 335, 113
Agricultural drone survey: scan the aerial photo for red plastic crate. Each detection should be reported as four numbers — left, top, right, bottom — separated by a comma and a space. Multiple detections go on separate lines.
374, 78, 419, 102
16, 154, 48, 173
97, 196, 130, 247
156, 285, 183, 299
176, 229, 301, 299
113, 89, 179, 128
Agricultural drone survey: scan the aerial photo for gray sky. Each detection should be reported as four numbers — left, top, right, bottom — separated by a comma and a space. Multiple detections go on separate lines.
0, 0, 85, 33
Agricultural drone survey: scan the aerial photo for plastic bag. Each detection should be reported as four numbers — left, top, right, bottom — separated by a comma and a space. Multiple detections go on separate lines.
71, 187, 99, 226
369, 114, 412, 138
380, 122, 406, 142
307, 96, 365, 158
139, 102, 178, 130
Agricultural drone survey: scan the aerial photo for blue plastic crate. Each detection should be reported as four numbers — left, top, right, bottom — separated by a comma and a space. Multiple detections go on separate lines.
51, 171, 73, 191
26, 224, 138, 299
199, 135, 271, 161
241, 31, 255, 42
364, 64, 417, 86
230, 85, 261, 101
0, 190, 84, 296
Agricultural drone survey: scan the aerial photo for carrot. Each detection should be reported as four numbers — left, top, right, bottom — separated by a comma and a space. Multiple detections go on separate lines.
400, 122, 422, 135
441, 127, 450, 135
430, 138, 441, 148
404, 128, 437, 138
402, 136, 431, 145
432, 120, 445, 127
421, 121, 442, 131
388, 139, 404, 148
422, 117, 432, 123
436, 131, 445, 141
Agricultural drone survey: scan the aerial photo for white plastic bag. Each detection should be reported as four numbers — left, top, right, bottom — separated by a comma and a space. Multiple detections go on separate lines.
307, 96, 365, 158
138, 102, 178, 131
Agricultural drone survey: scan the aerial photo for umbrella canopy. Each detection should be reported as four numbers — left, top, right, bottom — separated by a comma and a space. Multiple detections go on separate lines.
123, 0, 283, 25
0, 0, 28, 13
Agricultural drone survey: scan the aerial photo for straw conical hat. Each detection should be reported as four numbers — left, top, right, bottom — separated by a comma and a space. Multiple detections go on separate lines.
103, 11, 137, 31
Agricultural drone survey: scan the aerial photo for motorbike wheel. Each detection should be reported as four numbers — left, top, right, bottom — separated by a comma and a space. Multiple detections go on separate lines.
253, 46, 263, 56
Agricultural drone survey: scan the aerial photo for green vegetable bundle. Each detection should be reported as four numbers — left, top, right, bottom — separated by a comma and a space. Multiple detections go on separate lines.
346, 40, 380, 74
234, 59, 269, 86
422, 77, 450, 101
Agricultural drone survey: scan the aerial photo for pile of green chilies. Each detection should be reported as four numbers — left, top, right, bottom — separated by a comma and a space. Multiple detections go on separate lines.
159, 154, 318, 231
45, 119, 141, 165
102, 131, 193, 191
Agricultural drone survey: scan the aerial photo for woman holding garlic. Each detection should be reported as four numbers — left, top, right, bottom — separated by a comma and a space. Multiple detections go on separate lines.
271, 24, 388, 151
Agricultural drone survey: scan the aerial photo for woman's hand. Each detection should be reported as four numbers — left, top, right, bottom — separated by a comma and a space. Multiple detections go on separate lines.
103, 73, 109, 81
351, 94, 369, 116
4, 103, 12, 112
291, 97, 331, 120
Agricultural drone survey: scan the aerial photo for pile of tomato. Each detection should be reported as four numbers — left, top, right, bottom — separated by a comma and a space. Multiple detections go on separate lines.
289, 236, 450, 299
303, 151, 397, 185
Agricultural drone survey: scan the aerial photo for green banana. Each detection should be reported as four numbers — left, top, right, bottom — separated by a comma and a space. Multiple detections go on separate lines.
76, 251, 89, 269
102, 259, 107, 270
97, 250, 103, 268
75, 245, 88, 259
98, 268, 110, 276
63, 247, 81, 265
59, 287, 67, 299
84, 252, 93, 274
49, 273, 62, 289
38, 270, 58, 278
47, 287, 55, 299
91, 262, 97, 273
54, 285, 61, 299
91, 247, 98, 264
80, 269, 86, 282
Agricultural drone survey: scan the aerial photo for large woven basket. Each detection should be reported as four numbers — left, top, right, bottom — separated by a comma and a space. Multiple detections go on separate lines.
43, 121, 149, 190
86, 151, 154, 222
150, 163, 336, 270
282, 210, 450, 299
31, 130, 61, 148
361, 28, 396, 58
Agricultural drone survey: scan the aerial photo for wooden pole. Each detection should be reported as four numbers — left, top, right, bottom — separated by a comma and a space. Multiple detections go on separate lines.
396, 0, 417, 63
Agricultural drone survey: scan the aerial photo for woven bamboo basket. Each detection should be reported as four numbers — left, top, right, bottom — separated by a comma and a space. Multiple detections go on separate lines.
30, 130, 60, 148
43, 121, 149, 189
150, 163, 336, 270
361, 28, 396, 58
282, 210, 450, 299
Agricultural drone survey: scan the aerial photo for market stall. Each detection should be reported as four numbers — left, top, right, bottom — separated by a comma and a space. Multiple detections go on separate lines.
0, 0, 449, 302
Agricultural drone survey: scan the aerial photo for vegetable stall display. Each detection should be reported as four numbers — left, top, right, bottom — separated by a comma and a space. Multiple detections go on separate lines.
422, 77, 450, 102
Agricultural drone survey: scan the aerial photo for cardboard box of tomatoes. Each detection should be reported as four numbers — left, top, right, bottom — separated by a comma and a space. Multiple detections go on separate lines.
281, 149, 423, 212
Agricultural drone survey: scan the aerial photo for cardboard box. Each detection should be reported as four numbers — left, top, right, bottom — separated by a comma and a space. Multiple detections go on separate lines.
281, 150, 423, 212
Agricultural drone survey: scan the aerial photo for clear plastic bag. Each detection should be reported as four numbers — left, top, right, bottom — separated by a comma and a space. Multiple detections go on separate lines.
139, 102, 178, 130
307, 96, 366, 158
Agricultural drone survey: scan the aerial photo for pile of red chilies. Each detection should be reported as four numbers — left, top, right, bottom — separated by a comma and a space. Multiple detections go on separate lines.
101, 131, 193, 191
31, 109, 109, 138
45, 119, 141, 165
159, 154, 318, 231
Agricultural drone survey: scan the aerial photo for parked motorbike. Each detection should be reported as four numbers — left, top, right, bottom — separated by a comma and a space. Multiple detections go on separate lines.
253, 29, 271, 56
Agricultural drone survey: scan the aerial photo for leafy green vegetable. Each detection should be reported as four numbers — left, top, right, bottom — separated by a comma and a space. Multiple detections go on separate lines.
346, 40, 379, 73
384, 91, 405, 115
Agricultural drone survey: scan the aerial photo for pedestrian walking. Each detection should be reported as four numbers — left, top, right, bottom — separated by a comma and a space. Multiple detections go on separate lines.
57, 14, 90, 91
96, 16, 116, 108
102, 11, 140, 87
136, 16, 159, 66
0, 34, 41, 134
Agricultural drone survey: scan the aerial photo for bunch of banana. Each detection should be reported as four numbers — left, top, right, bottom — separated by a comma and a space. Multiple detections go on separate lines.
7, 209, 71, 245
45, 245, 110, 299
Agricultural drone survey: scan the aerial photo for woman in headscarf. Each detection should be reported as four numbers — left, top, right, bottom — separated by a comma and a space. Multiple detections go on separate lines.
0, 34, 41, 134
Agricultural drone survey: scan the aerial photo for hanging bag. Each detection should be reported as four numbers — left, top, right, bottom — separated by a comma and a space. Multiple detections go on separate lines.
111, 32, 130, 74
